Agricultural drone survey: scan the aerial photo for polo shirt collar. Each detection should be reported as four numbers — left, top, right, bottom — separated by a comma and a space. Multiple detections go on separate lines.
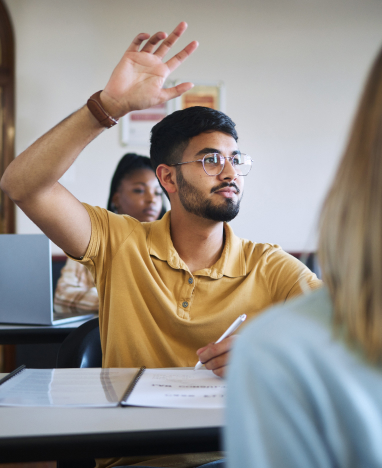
148, 211, 246, 279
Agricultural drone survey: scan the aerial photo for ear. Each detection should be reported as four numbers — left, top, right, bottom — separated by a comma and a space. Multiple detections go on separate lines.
156, 164, 177, 195
111, 191, 120, 211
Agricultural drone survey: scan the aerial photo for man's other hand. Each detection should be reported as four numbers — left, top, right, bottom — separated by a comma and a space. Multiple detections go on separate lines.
101, 22, 198, 119
196, 336, 236, 378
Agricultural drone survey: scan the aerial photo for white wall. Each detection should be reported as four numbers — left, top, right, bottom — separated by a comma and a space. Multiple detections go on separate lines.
4, 0, 382, 253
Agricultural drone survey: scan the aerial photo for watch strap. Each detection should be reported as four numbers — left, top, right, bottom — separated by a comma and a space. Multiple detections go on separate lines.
87, 91, 119, 128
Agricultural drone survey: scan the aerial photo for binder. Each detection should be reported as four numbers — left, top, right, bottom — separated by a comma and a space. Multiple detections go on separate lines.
0, 364, 27, 385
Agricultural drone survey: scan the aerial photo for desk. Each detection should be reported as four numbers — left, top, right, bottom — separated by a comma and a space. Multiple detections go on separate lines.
0, 373, 222, 463
0, 319, 94, 345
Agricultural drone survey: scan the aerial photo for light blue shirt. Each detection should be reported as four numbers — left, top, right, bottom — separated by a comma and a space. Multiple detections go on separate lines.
225, 287, 382, 468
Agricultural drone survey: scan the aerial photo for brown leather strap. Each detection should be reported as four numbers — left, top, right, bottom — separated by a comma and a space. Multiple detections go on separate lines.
87, 90, 119, 128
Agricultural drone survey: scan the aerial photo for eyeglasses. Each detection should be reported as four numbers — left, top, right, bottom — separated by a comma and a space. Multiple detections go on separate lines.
170, 153, 253, 176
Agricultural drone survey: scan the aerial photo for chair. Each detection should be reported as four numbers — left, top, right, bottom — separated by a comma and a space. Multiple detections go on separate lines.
56, 317, 101, 468
56, 317, 102, 368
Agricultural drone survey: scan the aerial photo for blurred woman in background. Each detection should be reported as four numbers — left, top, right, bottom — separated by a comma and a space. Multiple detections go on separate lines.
54, 153, 165, 314
226, 45, 382, 468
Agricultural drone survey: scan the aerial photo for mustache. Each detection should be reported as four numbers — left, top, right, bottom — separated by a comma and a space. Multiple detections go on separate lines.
211, 182, 240, 195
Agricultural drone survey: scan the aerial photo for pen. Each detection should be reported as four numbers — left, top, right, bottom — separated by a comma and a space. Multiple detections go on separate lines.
194, 314, 247, 370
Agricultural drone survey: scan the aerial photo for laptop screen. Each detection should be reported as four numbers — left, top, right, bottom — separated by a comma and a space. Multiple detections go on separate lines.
0, 234, 95, 325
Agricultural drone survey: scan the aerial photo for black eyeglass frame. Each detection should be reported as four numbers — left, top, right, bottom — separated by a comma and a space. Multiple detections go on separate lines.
169, 153, 253, 176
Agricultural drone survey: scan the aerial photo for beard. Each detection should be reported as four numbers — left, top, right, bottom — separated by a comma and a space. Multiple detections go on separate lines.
176, 169, 242, 222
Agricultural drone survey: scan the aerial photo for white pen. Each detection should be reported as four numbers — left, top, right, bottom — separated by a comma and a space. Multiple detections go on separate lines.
194, 314, 247, 370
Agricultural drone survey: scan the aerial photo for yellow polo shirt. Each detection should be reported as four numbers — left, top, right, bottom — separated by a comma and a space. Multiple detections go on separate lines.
75, 204, 321, 369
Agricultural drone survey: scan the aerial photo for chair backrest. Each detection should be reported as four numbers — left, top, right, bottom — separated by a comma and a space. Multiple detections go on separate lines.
56, 317, 102, 368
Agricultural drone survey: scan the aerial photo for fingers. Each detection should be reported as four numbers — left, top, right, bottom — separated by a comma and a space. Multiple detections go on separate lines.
204, 351, 228, 378
127, 22, 193, 59
141, 31, 168, 53
196, 337, 234, 378
109, 23, 198, 114
154, 21, 188, 59
212, 366, 226, 379
126, 33, 151, 52
165, 40, 199, 72
197, 336, 234, 362
204, 352, 229, 376
160, 82, 194, 102
125, 23, 198, 75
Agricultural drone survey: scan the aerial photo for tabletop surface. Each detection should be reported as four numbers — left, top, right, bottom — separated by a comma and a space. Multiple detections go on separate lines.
0, 370, 223, 463
0, 405, 223, 437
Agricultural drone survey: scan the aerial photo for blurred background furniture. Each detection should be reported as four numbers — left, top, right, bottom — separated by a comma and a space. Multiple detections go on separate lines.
56, 317, 101, 369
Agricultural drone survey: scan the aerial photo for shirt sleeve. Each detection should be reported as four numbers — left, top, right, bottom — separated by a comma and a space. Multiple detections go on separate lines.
262, 247, 322, 303
53, 258, 99, 313
67, 203, 140, 286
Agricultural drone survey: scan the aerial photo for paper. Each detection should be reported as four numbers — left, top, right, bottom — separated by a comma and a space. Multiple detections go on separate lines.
0, 368, 134, 407
122, 369, 226, 409
0, 368, 226, 409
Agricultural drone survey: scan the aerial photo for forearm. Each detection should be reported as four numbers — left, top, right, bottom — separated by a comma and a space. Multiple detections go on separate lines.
0, 106, 103, 203
0, 23, 196, 258
0, 105, 104, 257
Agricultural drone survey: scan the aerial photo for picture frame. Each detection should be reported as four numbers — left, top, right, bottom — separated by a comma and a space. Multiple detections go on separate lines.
172, 80, 225, 112
119, 81, 225, 147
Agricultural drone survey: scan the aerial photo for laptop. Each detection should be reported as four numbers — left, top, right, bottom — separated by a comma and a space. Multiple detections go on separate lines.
0, 234, 96, 325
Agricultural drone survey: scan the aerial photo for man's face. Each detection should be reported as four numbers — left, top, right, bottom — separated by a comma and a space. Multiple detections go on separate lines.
176, 131, 244, 222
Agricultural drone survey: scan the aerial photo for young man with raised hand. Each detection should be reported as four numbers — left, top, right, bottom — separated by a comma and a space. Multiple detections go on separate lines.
1, 22, 320, 379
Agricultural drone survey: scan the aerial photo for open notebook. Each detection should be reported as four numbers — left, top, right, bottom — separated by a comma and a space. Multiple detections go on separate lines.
0, 234, 95, 325
0, 367, 226, 409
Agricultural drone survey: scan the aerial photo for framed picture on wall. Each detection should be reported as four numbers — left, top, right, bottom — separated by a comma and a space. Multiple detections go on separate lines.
119, 81, 225, 147
120, 102, 171, 147
172, 81, 225, 112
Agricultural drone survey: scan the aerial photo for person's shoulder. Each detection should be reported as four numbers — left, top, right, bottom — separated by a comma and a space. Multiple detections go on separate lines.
231, 229, 281, 256
235, 235, 289, 266
236, 236, 315, 273
232, 230, 285, 259
230, 289, 333, 401
83, 203, 137, 223
83, 203, 148, 231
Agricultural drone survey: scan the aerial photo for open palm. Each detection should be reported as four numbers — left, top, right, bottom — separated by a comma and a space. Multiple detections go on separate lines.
102, 22, 198, 118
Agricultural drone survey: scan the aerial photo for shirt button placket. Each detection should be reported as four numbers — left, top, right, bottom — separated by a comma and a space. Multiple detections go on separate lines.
183, 275, 195, 309
179, 274, 195, 318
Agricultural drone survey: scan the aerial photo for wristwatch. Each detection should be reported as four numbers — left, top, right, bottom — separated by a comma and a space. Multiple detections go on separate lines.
87, 91, 119, 128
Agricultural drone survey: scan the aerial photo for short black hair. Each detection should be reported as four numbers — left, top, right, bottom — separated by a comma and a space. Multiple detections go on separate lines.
107, 153, 166, 219
150, 106, 238, 175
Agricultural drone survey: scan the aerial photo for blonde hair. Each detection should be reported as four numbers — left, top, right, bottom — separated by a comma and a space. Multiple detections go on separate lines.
318, 46, 382, 361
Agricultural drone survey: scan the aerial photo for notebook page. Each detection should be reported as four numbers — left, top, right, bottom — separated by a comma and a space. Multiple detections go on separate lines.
122, 369, 226, 409
0, 368, 135, 407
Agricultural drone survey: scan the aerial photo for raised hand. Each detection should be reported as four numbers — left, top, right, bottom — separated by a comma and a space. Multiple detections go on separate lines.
101, 22, 198, 118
